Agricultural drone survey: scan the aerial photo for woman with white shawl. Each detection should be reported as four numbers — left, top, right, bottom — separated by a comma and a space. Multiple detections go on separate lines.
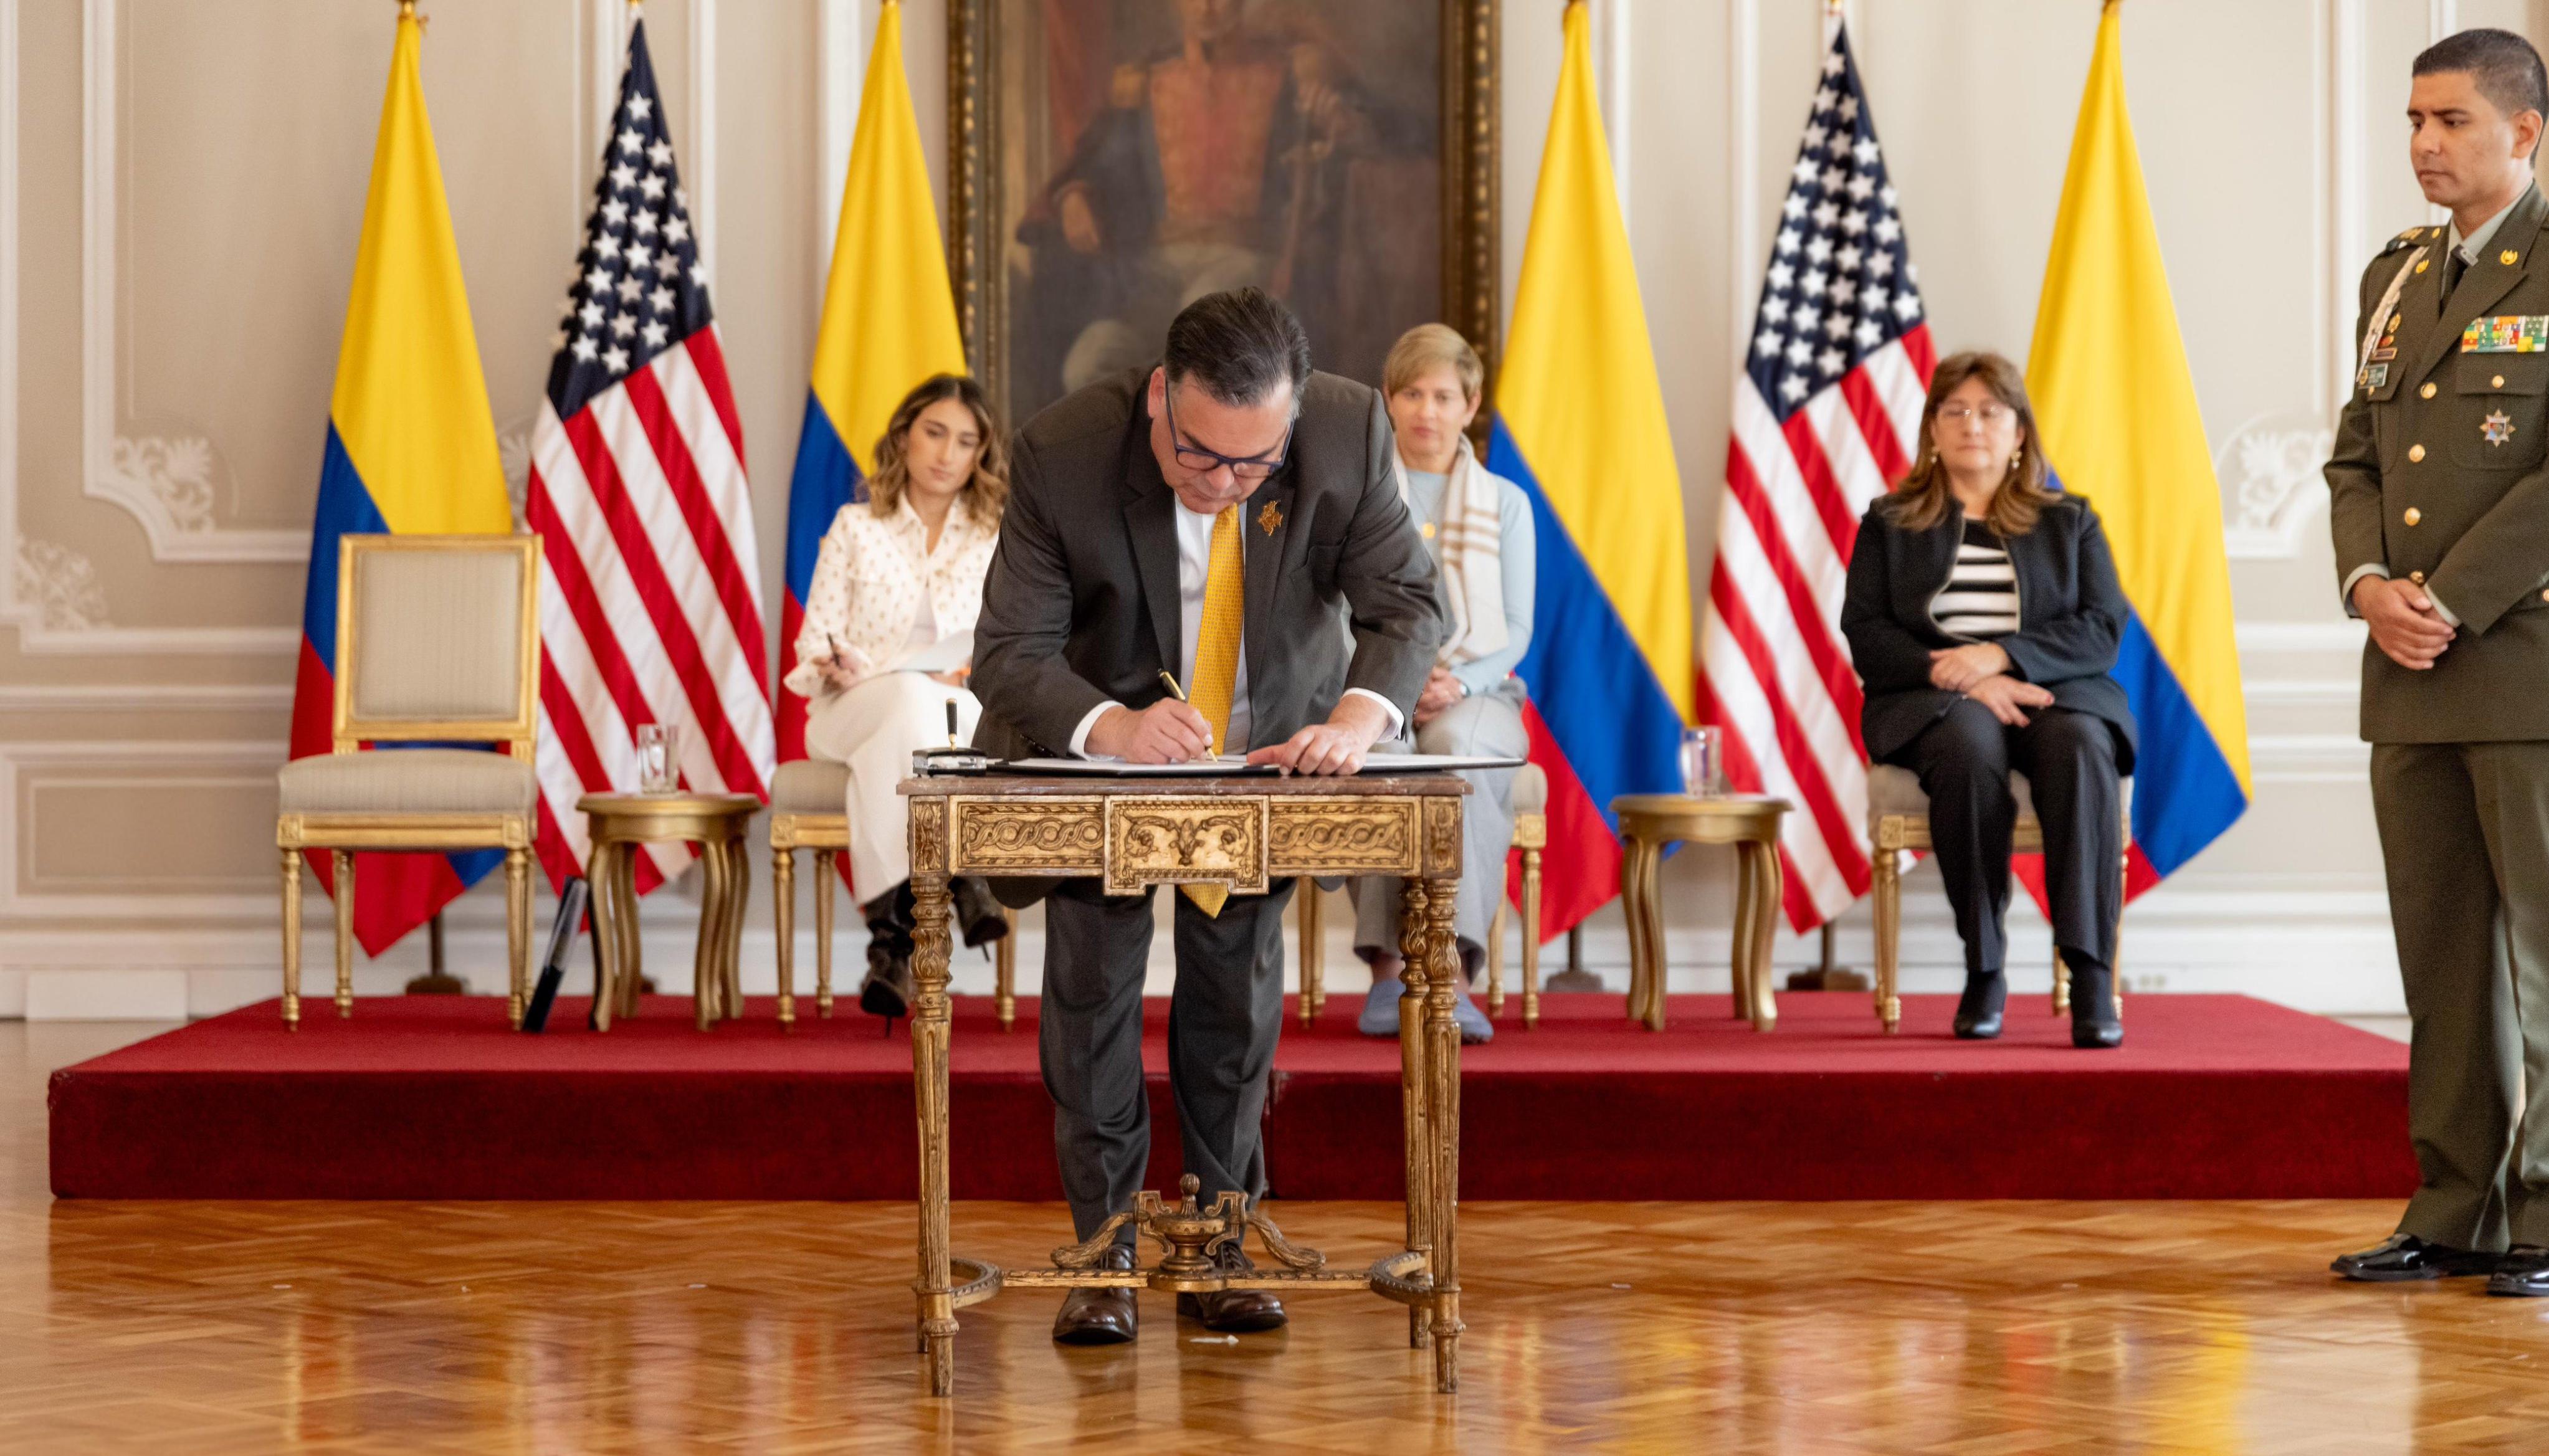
1350, 325, 1537, 1043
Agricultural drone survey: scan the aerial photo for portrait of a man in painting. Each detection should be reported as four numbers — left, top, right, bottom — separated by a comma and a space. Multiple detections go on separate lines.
976, 0, 1465, 424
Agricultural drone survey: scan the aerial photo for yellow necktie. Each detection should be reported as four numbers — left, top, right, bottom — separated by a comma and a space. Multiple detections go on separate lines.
1181, 505, 1244, 916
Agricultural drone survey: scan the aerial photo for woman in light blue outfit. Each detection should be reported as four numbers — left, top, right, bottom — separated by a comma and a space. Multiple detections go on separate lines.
1350, 325, 1536, 1044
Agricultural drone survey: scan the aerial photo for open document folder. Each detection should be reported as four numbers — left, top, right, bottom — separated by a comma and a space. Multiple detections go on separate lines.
1001, 753, 1528, 778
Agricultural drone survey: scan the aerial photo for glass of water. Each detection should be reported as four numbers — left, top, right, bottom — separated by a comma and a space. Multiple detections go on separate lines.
1680, 725, 1723, 798
637, 723, 679, 794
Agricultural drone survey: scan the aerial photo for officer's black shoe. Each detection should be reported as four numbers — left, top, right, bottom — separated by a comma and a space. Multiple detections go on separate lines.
2331, 1233, 2499, 1282
2067, 958, 2123, 1049
1953, 971, 2006, 1040
2486, 1245, 2549, 1296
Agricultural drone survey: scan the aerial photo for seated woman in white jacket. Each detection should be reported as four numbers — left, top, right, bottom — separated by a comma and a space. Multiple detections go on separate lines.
1348, 324, 1536, 1044
784, 374, 1009, 1021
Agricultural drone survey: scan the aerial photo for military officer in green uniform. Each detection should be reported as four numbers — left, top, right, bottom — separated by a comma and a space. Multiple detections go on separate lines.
2326, 29, 2549, 1296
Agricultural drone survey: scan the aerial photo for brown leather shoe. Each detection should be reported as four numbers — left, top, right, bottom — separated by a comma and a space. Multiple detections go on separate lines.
1052, 1244, 1138, 1345
1175, 1246, 1287, 1333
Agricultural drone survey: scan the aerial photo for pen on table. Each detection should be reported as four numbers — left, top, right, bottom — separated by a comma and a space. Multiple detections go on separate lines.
945, 698, 960, 748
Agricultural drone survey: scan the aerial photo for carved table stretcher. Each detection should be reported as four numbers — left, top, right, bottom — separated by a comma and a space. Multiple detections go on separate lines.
899, 771, 1472, 1396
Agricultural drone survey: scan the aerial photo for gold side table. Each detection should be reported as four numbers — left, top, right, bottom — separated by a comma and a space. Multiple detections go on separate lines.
580, 792, 760, 1031
901, 772, 1473, 1397
1611, 794, 1791, 1032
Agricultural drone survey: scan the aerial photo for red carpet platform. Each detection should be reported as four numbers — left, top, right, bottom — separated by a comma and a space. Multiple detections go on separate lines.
49, 991, 2414, 1201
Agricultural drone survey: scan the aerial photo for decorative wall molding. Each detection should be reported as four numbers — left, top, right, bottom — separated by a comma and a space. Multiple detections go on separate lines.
11, 535, 111, 630
80, 0, 305, 564
0, 683, 293, 712
0, 740, 287, 921
2219, 411, 2337, 558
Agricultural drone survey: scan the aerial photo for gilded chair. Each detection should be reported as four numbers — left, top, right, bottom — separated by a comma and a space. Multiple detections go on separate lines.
770, 759, 1016, 1027
274, 535, 541, 1028
1296, 761, 1550, 1027
1866, 763, 2128, 1035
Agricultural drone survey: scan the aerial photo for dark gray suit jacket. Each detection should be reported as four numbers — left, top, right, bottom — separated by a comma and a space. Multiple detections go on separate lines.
971, 366, 1444, 768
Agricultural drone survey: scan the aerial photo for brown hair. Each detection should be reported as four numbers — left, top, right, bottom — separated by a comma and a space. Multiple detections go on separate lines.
867, 374, 1009, 525
1882, 350, 2058, 535
1382, 323, 1485, 403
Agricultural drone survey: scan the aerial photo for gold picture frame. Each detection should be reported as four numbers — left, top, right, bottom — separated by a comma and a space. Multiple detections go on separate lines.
946, 0, 1500, 430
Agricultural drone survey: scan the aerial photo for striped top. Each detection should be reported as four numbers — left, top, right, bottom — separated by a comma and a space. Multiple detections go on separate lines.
1934, 521, 2019, 640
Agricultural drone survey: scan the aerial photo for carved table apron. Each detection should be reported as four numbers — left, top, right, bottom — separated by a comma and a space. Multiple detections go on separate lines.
898, 772, 1472, 1396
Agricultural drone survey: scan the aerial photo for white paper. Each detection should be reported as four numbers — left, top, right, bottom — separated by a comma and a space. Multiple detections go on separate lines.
1000, 752, 1527, 778
887, 629, 973, 675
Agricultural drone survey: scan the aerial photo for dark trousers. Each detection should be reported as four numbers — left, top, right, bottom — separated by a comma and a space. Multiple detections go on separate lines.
2372, 741, 2549, 1251
1890, 702, 2122, 979
1039, 877, 1297, 1242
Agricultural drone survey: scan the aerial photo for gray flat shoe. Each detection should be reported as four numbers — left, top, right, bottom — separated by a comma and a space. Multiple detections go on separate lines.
1356, 970, 1493, 1044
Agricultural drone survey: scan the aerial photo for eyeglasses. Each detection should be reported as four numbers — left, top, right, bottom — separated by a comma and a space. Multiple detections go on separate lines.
1937, 402, 2016, 427
1165, 386, 1291, 482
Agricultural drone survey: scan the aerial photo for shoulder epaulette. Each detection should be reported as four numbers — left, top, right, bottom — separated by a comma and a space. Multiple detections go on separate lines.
2382, 224, 2446, 255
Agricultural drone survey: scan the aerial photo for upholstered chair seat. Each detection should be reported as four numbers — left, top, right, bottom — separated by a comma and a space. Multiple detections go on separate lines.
279, 749, 540, 816
769, 758, 852, 814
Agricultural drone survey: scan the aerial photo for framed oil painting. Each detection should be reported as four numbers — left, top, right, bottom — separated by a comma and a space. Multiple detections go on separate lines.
948, 0, 1500, 429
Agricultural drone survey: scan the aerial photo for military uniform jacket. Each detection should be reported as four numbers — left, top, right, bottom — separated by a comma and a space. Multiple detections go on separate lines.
2328, 183, 2549, 744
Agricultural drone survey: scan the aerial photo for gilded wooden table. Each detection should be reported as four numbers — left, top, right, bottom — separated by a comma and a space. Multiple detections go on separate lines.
579, 792, 760, 1031
1611, 794, 1791, 1032
900, 771, 1472, 1396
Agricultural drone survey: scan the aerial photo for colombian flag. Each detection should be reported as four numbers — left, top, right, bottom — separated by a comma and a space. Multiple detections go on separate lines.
778, 0, 968, 761
287, 9, 514, 954
2027, 1, 2250, 895
1490, 0, 1692, 936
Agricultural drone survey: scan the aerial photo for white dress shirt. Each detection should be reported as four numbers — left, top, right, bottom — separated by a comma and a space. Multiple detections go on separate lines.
1067, 500, 1401, 756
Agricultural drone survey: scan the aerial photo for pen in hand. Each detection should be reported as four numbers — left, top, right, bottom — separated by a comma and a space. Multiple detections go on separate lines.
1154, 669, 1221, 764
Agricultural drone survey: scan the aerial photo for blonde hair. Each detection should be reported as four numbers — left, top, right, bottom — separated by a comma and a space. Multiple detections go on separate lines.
867, 374, 1010, 525
1882, 350, 2059, 536
1382, 323, 1485, 404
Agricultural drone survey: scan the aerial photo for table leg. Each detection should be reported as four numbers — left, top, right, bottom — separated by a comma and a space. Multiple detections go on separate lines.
1746, 842, 1781, 1032
1729, 841, 1756, 1022
907, 800, 958, 1396
722, 837, 750, 1021
1616, 835, 1649, 1026
995, 907, 1017, 1030
694, 839, 728, 1030
774, 846, 796, 1027
1421, 872, 1465, 1393
1627, 837, 1669, 1031
589, 843, 619, 1032
1298, 878, 1325, 1026
1487, 898, 1507, 1019
1396, 877, 1434, 1351
814, 850, 836, 1018
616, 843, 644, 1020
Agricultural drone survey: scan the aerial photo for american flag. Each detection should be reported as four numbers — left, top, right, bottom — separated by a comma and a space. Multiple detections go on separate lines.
526, 17, 775, 892
1696, 16, 1934, 932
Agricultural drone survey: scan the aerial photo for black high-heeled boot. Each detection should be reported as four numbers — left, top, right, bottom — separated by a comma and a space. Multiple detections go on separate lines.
952, 876, 1012, 949
2066, 953, 2123, 1049
859, 884, 917, 1021
1953, 969, 2006, 1040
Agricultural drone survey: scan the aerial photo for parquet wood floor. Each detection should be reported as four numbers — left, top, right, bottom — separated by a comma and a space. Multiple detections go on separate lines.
7, 1022, 2545, 1453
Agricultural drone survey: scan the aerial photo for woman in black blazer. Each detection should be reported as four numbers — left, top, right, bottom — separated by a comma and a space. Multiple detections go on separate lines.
1841, 351, 2137, 1048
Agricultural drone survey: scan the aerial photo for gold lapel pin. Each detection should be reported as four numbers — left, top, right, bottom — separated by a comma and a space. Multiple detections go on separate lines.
2416, 260, 2431, 274
1257, 501, 1284, 536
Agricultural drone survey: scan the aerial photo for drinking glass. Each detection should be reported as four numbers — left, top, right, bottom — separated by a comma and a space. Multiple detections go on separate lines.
637, 723, 679, 794
1680, 725, 1723, 798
